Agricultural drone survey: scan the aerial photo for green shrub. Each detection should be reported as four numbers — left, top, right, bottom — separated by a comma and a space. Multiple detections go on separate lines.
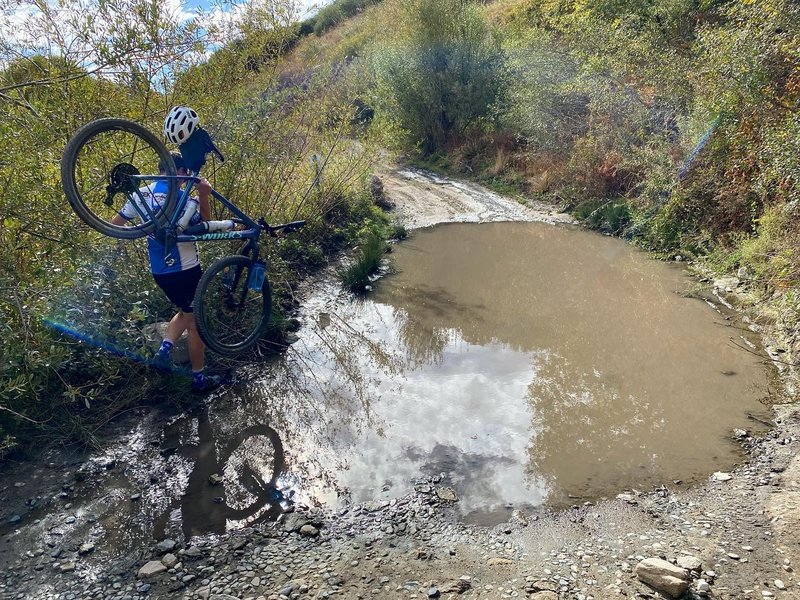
372, 0, 508, 154
339, 230, 388, 293
391, 224, 408, 240
574, 199, 632, 235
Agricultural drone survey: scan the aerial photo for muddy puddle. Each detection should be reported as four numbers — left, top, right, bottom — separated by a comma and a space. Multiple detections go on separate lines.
155, 221, 774, 534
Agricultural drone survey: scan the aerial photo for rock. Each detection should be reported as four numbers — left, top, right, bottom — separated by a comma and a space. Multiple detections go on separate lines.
78, 542, 95, 555
530, 593, 558, 600
435, 487, 458, 502
370, 176, 394, 211
712, 472, 733, 482
370, 175, 385, 198
439, 580, 471, 594
157, 539, 177, 554
9, 515, 21, 525
697, 580, 710, 595
138, 560, 167, 578
634, 558, 689, 599
676, 555, 702, 571
183, 546, 203, 559
300, 524, 319, 537
59, 561, 76, 573
528, 580, 558, 593
281, 512, 310, 532
208, 474, 223, 486
427, 587, 440, 598
775, 580, 786, 590
161, 553, 178, 568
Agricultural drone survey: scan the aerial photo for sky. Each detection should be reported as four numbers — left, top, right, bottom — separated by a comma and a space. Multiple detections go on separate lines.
0, 0, 335, 66
183, 0, 330, 19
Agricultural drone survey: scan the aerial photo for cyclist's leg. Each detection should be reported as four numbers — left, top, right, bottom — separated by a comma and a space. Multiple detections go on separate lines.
185, 313, 205, 372
152, 267, 211, 382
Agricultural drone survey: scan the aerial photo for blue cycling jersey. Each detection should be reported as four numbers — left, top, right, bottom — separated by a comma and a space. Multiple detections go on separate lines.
118, 181, 202, 275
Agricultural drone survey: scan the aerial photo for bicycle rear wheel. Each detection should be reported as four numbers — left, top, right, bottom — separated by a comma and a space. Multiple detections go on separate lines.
61, 118, 177, 239
194, 255, 272, 356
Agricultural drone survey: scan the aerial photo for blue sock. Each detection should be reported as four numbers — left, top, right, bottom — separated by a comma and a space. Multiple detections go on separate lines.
192, 370, 204, 385
157, 340, 174, 357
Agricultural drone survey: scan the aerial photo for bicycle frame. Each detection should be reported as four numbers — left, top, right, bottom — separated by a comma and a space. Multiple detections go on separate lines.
128, 173, 263, 260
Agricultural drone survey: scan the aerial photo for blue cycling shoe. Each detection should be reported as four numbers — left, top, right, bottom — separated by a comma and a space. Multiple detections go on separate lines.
191, 374, 223, 394
152, 352, 173, 371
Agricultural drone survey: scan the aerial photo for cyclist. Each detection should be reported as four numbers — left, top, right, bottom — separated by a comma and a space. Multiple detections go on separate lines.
110, 153, 221, 392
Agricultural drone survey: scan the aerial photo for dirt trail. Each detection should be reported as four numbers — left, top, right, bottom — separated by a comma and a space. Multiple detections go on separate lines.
379, 167, 574, 229
2, 167, 800, 600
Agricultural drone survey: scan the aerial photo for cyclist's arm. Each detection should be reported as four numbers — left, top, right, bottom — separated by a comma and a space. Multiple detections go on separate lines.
197, 178, 212, 221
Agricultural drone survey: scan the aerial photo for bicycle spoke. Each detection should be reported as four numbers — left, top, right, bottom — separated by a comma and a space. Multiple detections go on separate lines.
196, 256, 271, 355
62, 118, 175, 239
72, 128, 162, 226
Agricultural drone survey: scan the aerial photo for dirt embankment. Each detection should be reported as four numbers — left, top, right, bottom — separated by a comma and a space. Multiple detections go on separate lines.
2, 167, 799, 600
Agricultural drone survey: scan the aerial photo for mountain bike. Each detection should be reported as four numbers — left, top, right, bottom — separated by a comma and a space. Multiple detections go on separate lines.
60, 118, 305, 356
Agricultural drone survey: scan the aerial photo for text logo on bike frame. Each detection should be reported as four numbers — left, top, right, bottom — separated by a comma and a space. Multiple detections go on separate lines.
181, 232, 246, 242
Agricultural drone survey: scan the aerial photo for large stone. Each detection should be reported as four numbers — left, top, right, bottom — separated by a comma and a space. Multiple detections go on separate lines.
137, 560, 167, 579
530, 593, 558, 600
487, 557, 514, 566
281, 512, 310, 532
635, 558, 689, 599
157, 539, 177, 554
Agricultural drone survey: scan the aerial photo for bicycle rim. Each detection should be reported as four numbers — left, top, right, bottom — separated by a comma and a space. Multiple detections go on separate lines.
61, 118, 177, 239
195, 255, 272, 356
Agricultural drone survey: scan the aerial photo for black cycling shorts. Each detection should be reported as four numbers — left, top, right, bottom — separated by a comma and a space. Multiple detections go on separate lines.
153, 265, 202, 313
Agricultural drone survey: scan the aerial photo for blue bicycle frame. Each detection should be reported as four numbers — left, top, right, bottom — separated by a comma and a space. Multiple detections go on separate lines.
124, 173, 301, 263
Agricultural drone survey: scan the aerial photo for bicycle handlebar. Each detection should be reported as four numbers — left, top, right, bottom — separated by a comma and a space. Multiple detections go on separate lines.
269, 220, 306, 232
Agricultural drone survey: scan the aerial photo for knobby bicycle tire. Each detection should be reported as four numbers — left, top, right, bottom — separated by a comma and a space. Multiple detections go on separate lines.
61, 118, 178, 239
194, 255, 272, 356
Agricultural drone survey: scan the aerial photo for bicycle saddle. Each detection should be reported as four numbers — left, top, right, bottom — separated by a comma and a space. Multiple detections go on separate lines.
179, 127, 225, 173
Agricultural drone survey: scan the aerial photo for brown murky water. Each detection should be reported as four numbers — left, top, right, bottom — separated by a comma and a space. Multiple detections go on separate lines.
171, 222, 773, 530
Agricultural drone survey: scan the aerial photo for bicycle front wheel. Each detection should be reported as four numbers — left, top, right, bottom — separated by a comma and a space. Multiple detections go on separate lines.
195, 255, 272, 356
61, 118, 178, 239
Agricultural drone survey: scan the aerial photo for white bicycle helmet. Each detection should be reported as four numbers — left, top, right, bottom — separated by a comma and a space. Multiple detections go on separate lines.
163, 106, 199, 144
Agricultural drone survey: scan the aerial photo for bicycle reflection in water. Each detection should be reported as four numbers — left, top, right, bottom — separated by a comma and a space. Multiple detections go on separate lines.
155, 404, 292, 539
